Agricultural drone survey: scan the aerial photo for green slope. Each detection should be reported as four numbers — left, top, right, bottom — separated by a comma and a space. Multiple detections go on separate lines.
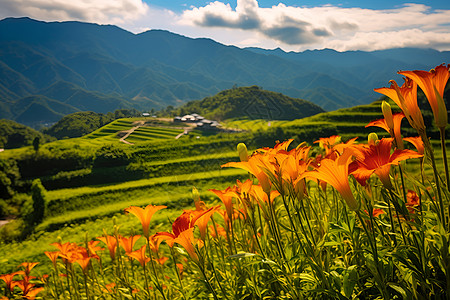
175, 86, 325, 121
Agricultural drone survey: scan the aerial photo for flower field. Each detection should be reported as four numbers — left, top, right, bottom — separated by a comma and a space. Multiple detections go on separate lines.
1, 65, 450, 299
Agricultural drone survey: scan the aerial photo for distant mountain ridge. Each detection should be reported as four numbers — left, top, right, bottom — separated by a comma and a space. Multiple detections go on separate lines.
1, 17, 450, 126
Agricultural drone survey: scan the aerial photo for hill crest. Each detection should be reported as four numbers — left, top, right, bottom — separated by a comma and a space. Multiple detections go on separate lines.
174, 86, 324, 121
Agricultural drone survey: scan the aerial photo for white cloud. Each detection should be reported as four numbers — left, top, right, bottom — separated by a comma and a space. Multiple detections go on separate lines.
0, 0, 149, 25
178, 0, 450, 51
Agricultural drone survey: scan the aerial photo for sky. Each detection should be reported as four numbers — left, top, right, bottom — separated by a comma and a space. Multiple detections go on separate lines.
1, 0, 450, 52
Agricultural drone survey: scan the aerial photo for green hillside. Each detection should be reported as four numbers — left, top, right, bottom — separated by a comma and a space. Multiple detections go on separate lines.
43, 109, 141, 139
0, 119, 53, 149
174, 86, 324, 121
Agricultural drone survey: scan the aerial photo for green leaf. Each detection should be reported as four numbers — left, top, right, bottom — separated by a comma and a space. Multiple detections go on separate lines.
229, 252, 258, 259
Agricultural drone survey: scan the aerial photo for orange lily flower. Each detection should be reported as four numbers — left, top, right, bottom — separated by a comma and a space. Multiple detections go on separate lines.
127, 245, 150, 267
0, 272, 18, 292
302, 148, 358, 210
249, 184, 280, 204
44, 251, 59, 265
21, 285, 44, 300
15, 274, 43, 300
236, 179, 254, 195
156, 256, 169, 265
314, 135, 342, 156
119, 235, 141, 254
50, 242, 74, 262
194, 206, 220, 241
103, 282, 117, 294
19, 262, 39, 278
124, 204, 167, 238
173, 227, 199, 263
209, 224, 227, 239
350, 138, 423, 189
364, 208, 385, 218
148, 233, 163, 253
222, 154, 272, 194
97, 235, 118, 260
155, 208, 204, 247
404, 136, 424, 155
366, 113, 405, 149
209, 187, 239, 220
87, 240, 104, 260
375, 77, 425, 133
399, 64, 449, 129
76, 256, 91, 273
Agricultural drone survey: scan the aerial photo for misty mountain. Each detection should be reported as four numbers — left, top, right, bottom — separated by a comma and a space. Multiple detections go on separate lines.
1, 17, 449, 126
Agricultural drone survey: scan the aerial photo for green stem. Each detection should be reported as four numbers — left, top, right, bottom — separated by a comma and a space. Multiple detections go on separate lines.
170, 247, 187, 300
440, 127, 449, 191
147, 238, 167, 300
422, 132, 446, 228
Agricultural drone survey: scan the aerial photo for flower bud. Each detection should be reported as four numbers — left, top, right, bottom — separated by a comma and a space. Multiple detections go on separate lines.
192, 187, 200, 203
434, 85, 448, 129
381, 101, 394, 131
237, 143, 249, 162
368, 132, 379, 146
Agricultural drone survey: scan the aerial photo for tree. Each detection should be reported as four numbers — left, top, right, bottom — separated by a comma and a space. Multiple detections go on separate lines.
33, 136, 40, 153
0, 159, 20, 199
30, 179, 46, 225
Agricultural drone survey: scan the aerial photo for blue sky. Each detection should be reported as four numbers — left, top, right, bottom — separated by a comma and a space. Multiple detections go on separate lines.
1, 0, 450, 52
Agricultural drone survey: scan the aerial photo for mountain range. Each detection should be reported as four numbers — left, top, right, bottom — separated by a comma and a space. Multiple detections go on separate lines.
1, 17, 449, 127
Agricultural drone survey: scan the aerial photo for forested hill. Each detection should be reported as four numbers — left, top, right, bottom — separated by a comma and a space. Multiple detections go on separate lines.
174, 86, 324, 120
0, 119, 52, 149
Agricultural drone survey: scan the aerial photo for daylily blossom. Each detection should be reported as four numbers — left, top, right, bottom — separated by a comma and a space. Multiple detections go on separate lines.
249, 184, 280, 204
87, 240, 104, 260
156, 207, 209, 247
406, 190, 420, 214
124, 204, 167, 238
375, 77, 425, 133
365, 208, 385, 218
314, 135, 342, 156
350, 138, 423, 189
302, 148, 358, 210
127, 245, 150, 267
366, 113, 405, 149
194, 206, 220, 241
44, 251, 59, 265
119, 235, 142, 254
76, 256, 91, 273
209, 187, 239, 220
0, 272, 18, 292
19, 262, 39, 278
399, 64, 449, 129
147, 234, 163, 253
97, 235, 118, 260
173, 227, 199, 263
222, 150, 275, 194
404, 136, 424, 155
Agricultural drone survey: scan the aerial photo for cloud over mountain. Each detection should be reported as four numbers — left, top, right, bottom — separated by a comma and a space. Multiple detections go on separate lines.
0, 0, 148, 24
179, 0, 450, 51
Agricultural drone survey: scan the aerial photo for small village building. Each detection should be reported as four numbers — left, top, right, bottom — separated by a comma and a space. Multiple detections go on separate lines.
174, 113, 221, 130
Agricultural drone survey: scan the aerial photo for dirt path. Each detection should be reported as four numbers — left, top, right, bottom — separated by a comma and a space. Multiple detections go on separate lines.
0, 219, 12, 228
118, 120, 194, 144
175, 127, 192, 139
118, 121, 145, 145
